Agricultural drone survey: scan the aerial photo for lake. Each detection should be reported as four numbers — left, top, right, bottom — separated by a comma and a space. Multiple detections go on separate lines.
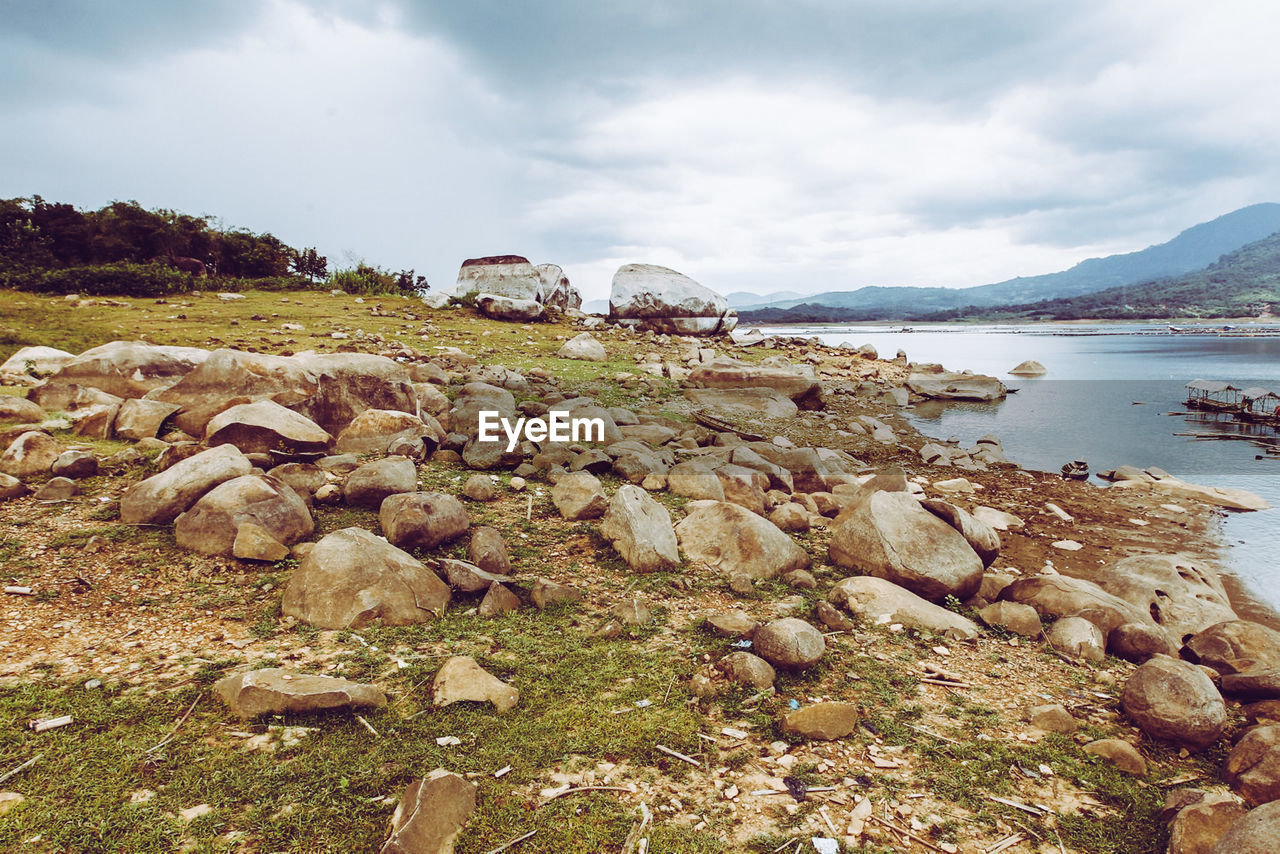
758, 322, 1280, 614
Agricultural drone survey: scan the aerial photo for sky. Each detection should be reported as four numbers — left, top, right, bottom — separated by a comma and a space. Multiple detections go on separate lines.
3, 0, 1279, 302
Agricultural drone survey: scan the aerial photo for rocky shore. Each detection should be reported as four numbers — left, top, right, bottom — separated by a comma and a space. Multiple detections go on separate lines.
0, 283, 1277, 853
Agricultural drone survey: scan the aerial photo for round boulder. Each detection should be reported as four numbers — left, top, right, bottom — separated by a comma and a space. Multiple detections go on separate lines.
379, 491, 471, 552
1121, 655, 1227, 751
753, 618, 825, 671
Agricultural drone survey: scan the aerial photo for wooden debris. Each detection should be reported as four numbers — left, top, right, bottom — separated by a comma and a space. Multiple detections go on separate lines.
622, 803, 652, 854
29, 715, 73, 733
3, 586, 32, 596
494, 765, 512, 778
905, 723, 963, 745
485, 829, 537, 854
920, 677, 972, 689
989, 795, 1047, 816
144, 695, 200, 755
0, 753, 42, 786
654, 743, 701, 767
750, 785, 837, 796
355, 715, 380, 737
539, 785, 633, 805
986, 833, 1026, 854
868, 815, 950, 853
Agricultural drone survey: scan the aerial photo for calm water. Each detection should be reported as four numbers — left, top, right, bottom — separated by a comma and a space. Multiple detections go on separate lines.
759, 323, 1280, 612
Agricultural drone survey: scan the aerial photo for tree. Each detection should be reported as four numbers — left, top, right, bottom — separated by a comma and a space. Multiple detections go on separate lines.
291, 247, 328, 281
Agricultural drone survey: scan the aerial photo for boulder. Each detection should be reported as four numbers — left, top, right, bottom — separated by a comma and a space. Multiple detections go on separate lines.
0, 396, 44, 422
267, 462, 326, 495
1223, 668, 1280, 701
530, 578, 583, 609
344, 456, 417, 508
714, 463, 768, 515
66, 398, 121, 439
1168, 793, 1247, 854
675, 500, 809, 580
454, 255, 544, 301
233, 522, 291, 562
1009, 360, 1047, 377
380, 770, 477, 854
998, 575, 1153, 637
828, 576, 981, 640
0, 430, 60, 477
447, 382, 516, 439
479, 583, 521, 617
977, 601, 1042, 637
688, 360, 823, 410
1083, 739, 1147, 776
1210, 800, 1280, 853
557, 333, 607, 361
281, 527, 450, 628
600, 485, 680, 572
608, 263, 733, 335
476, 293, 545, 322
1047, 616, 1107, 663
0, 346, 76, 384
753, 618, 825, 670
0, 473, 29, 502
705, 612, 759, 638
718, 652, 775, 690
1109, 622, 1178, 663
1121, 655, 1227, 751
828, 490, 983, 601
336, 409, 442, 455
432, 656, 518, 713
1185, 621, 1280, 675
538, 263, 581, 311
205, 400, 332, 455
683, 387, 798, 419
779, 702, 859, 740
551, 471, 608, 520
1110, 475, 1270, 511
213, 668, 386, 718
50, 450, 97, 479
667, 460, 726, 501
120, 444, 253, 525
174, 475, 314, 557
43, 341, 209, 399
907, 371, 1006, 401
461, 474, 497, 501
1030, 703, 1078, 734
379, 492, 471, 551
437, 559, 512, 594
468, 526, 511, 576
34, 476, 76, 500
113, 398, 181, 440
1225, 725, 1280, 806
920, 499, 1001, 568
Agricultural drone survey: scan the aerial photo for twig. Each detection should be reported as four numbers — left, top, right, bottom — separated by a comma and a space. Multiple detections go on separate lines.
0, 753, 42, 786
986, 834, 1025, 854
989, 795, 1046, 816
356, 715, 380, 737
818, 805, 838, 836
29, 715, 73, 733
920, 677, 972, 689
144, 695, 200, 754
662, 673, 677, 704
540, 786, 633, 805
868, 815, 950, 853
485, 829, 537, 854
622, 803, 652, 854
905, 723, 964, 745
3, 586, 32, 596
525, 495, 533, 521
654, 744, 701, 767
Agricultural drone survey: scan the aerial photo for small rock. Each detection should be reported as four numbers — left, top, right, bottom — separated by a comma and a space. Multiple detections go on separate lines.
432, 656, 518, 713
34, 476, 77, 500
718, 652, 775, 689
753, 618, 825, 671
1030, 703, 1078, 734
706, 612, 759, 638
461, 474, 497, 501
530, 578, 583, 609
51, 450, 98, 479
779, 702, 860, 740
468, 526, 511, 575
380, 770, 477, 854
213, 668, 386, 718
479, 582, 521, 616
1084, 739, 1148, 776
232, 522, 290, 562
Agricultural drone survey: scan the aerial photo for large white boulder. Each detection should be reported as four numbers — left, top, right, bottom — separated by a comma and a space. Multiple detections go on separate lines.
0, 346, 76, 384
608, 263, 734, 336
454, 255, 544, 302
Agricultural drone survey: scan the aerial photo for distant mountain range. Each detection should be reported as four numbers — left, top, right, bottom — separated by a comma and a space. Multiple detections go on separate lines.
737, 203, 1280, 322
925, 230, 1280, 321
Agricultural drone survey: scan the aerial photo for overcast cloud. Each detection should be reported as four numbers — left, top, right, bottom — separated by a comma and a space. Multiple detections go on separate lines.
2, 0, 1278, 300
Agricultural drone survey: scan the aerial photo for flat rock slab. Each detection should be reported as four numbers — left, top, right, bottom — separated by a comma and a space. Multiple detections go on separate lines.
432, 656, 518, 713
779, 702, 860, 740
214, 668, 386, 718
380, 770, 477, 854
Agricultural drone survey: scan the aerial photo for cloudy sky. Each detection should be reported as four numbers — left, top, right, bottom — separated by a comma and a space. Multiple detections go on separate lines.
3, 0, 1278, 301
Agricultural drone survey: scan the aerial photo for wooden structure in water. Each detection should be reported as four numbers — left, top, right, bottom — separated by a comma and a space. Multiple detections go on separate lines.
1184, 379, 1280, 426
1240, 387, 1280, 424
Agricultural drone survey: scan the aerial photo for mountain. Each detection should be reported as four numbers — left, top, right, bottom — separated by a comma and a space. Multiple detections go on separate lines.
725, 289, 807, 308
739, 203, 1280, 321
927, 231, 1280, 321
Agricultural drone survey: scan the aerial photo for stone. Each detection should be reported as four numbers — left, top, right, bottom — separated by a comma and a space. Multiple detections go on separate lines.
1030, 703, 1078, 733
977, 601, 1042, 637
479, 583, 521, 616
213, 668, 386, 718
1121, 655, 1227, 751
683, 387, 799, 419
718, 652, 775, 689
675, 500, 808, 580
1009, 360, 1047, 377
454, 254, 544, 301
1110, 475, 1270, 511
0, 791, 23, 816
267, 462, 326, 495
43, 340, 208, 399
998, 575, 1152, 637
447, 382, 516, 439
432, 656, 518, 713
204, 399, 332, 455
608, 263, 734, 335
232, 522, 291, 562
1210, 799, 1280, 853
828, 490, 983, 601
551, 470, 608, 520
344, 456, 418, 508
611, 597, 651, 626
1225, 725, 1280, 806
920, 499, 1001, 568
1223, 668, 1280, 701
688, 359, 823, 409
753, 618, 825, 670
461, 474, 497, 501
113, 398, 182, 440
667, 460, 725, 501
34, 476, 77, 500
1169, 793, 1247, 854
971, 505, 1025, 531
779, 702, 860, 740
539, 263, 581, 310
557, 332, 607, 361
1109, 622, 1179, 663
281, 527, 450, 628
1083, 739, 1148, 776
0, 345, 76, 383
0, 430, 60, 477
120, 444, 253, 525
336, 409, 441, 456
476, 293, 545, 322
437, 559, 511, 594
0, 472, 29, 502
706, 612, 759, 638
1047, 616, 1107, 663
815, 600, 857, 632
1185, 620, 1280, 676
380, 770, 477, 854
51, 449, 97, 479
468, 526, 511, 576
530, 578, 583, 609
769, 503, 811, 533
379, 491, 471, 551
0, 396, 45, 422
174, 475, 314, 557
907, 371, 1006, 401
600, 485, 680, 572
828, 576, 981, 640
1244, 701, 1280, 726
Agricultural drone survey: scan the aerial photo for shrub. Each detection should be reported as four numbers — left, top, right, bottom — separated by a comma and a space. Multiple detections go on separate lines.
0, 262, 196, 296
327, 263, 411, 296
